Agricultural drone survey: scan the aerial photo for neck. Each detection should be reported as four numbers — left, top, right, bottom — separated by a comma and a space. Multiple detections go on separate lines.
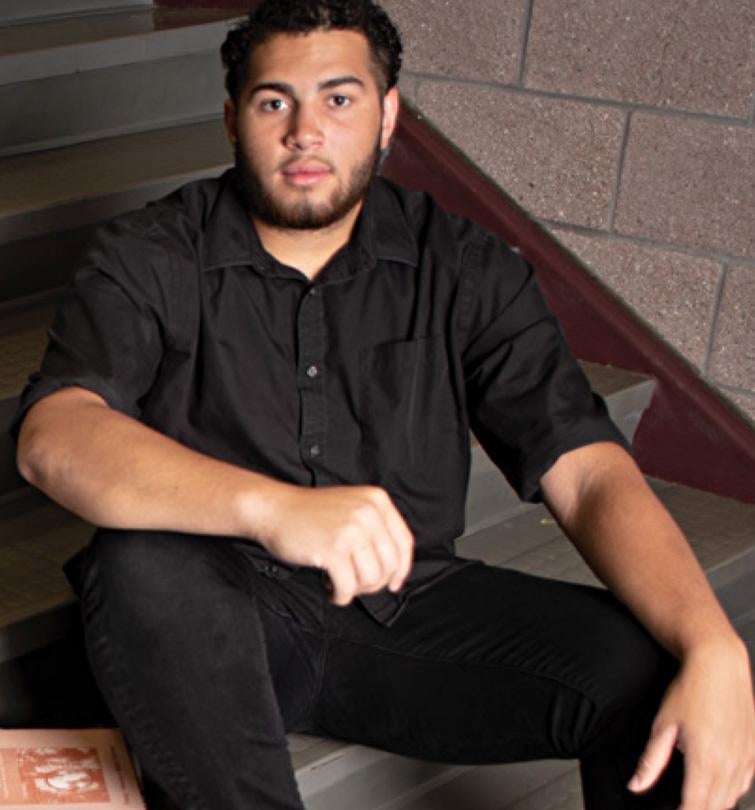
253, 203, 363, 281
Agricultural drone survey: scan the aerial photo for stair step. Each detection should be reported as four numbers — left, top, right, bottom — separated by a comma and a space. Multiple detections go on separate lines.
0, 119, 231, 301
458, 480, 755, 603
0, 8, 237, 86
293, 739, 574, 810
0, 1, 152, 27
0, 119, 229, 241
0, 300, 56, 495
0, 8, 238, 158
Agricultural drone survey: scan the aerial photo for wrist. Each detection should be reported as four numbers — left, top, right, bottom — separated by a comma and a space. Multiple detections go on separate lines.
233, 471, 291, 546
679, 630, 749, 668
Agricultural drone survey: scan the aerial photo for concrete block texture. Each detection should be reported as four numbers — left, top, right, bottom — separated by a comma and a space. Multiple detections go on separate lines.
555, 230, 723, 370
709, 265, 755, 389
524, 0, 755, 119
615, 113, 755, 259
382, 0, 527, 84
727, 391, 755, 427
415, 81, 625, 228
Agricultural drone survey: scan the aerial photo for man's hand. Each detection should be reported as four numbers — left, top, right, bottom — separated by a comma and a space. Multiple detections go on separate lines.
252, 483, 414, 605
628, 639, 755, 809
542, 442, 755, 809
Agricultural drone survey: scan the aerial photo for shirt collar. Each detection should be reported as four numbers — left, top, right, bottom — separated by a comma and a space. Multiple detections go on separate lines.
201, 168, 419, 279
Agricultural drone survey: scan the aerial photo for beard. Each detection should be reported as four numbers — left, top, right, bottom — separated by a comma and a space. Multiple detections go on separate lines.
234, 134, 384, 231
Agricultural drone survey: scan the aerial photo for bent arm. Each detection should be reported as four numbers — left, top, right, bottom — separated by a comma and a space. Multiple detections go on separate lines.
541, 442, 755, 807
16, 386, 282, 540
539, 441, 740, 658
16, 386, 414, 603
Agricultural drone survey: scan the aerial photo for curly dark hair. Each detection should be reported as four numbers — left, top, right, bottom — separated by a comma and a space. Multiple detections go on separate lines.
221, 0, 402, 103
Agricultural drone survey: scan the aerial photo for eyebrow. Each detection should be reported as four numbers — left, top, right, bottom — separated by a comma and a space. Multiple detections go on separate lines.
249, 75, 366, 98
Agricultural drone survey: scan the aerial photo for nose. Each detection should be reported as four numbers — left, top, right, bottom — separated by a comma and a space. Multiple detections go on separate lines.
284, 103, 323, 151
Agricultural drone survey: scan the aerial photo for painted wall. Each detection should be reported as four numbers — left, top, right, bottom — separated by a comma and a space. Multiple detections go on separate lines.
386, 0, 755, 426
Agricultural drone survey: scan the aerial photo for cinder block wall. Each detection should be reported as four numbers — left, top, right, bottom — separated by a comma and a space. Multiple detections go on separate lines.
386, 0, 755, 426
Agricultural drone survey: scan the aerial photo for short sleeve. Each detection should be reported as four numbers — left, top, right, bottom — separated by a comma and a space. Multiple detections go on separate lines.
9, 217, 171, 441
460, 235, 629, 502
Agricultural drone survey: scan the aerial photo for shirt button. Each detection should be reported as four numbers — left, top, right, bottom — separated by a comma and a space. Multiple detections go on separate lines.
306, 364, 319, 378
309, 444, 320, 457
308, 287, 317, 297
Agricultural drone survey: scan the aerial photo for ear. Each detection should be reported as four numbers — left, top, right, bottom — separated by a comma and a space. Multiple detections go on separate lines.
224, 98, 238, 147
380, 87, 400, 150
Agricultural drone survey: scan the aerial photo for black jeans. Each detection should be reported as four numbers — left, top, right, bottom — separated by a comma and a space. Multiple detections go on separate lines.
67, 528, 685, 810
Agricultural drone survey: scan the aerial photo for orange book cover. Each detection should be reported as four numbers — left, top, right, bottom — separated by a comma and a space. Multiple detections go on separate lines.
0, 729, 145, 809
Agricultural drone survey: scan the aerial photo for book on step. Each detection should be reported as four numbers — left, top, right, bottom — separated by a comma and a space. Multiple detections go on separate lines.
0, 728, 145, 808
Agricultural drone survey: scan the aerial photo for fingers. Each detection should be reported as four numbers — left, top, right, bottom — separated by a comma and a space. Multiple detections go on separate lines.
628, 724, 678, 794
324, 487, 414, 605
326, 554, 359, 607
631, 729, 754, 810
382, 495, 414, 592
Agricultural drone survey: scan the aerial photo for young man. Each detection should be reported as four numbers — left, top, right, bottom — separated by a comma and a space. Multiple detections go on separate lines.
13, 2, 754, 808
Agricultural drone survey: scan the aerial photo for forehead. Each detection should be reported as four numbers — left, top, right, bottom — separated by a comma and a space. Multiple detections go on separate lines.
247, 29, 376, 88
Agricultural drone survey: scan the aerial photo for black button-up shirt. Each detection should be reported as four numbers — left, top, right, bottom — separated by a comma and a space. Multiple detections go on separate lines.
13, 169, 626, 624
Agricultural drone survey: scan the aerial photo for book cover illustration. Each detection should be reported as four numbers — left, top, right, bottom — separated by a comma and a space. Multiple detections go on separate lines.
0, 730, 145, 809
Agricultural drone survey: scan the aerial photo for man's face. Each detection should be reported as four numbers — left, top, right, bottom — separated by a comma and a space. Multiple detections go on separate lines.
225, 29, 399, 231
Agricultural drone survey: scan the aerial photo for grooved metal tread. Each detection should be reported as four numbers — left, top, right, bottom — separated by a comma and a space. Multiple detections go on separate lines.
0, 8, 240, 84
0, 118, 231, 245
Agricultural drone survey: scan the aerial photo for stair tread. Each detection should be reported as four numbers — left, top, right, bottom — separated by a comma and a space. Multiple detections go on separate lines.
0, 1, 153, 28
0, 119, 230, 244
459, 479, 755, 584
0, 8, 239, 84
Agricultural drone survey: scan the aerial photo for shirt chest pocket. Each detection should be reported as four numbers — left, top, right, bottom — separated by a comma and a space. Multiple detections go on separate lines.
358, 335, 460, 472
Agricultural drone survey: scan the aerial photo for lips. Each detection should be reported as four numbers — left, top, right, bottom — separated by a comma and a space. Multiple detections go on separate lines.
281, 160, 333, 187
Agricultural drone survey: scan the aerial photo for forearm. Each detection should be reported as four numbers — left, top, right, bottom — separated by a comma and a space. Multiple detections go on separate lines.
16, 387, 284, 541
17, 387, 415, 604
542, 442, 744, 660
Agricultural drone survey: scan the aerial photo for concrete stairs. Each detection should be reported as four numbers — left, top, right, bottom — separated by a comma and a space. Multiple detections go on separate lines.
1, 3, 753, 809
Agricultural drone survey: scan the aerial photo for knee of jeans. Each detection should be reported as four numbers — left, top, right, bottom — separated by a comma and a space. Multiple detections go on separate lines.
80, 529, 247, 632
589, 595, 678, 716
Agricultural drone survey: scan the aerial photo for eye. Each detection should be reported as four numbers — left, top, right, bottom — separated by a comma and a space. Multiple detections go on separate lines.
329, 94, 352, 108
259, 97, 289, 113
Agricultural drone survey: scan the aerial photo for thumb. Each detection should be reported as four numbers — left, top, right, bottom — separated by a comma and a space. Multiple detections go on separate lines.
627, 724, 678, 793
